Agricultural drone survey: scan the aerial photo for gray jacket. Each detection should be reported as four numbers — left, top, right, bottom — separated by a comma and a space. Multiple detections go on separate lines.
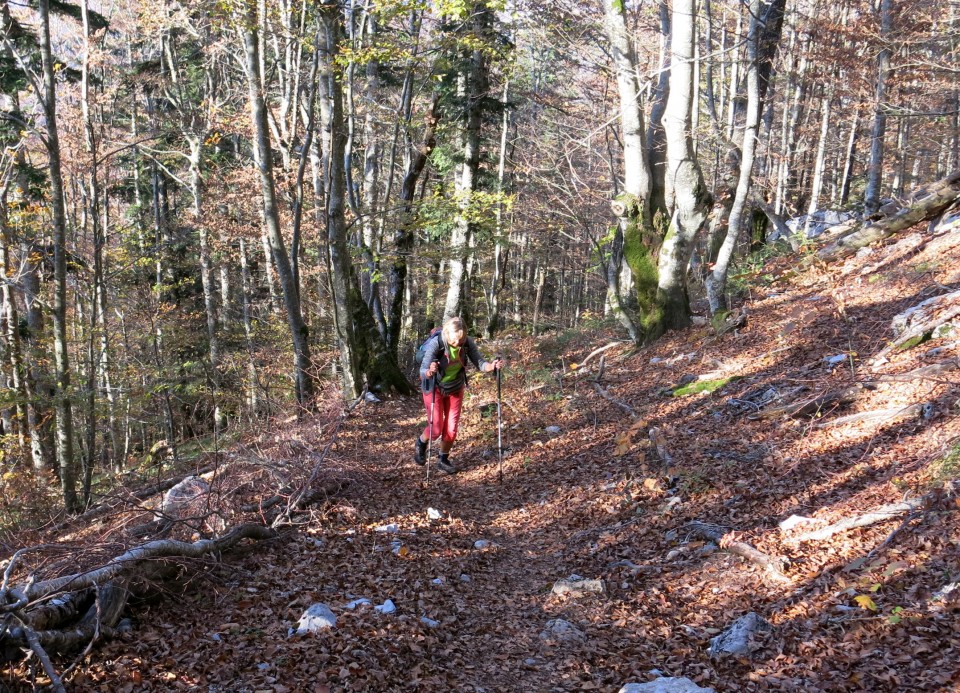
418, 334, 491, 394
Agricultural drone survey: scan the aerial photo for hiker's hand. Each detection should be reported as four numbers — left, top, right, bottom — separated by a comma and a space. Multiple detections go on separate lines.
426, 361, 439, 377
488, 358, 504, 372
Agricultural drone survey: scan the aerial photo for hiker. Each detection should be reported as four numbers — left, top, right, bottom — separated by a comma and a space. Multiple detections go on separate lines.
414, 316, 504, 474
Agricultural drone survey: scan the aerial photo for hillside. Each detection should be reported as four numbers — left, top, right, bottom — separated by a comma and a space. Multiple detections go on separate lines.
4, 225, 960, 692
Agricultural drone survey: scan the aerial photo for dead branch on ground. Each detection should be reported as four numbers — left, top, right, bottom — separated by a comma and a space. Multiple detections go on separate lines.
683, 521, 792, 586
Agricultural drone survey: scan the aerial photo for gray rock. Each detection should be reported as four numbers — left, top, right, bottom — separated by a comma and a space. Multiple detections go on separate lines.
474, 539, 493, 549
374, 599, 397, 615
552, 577, 605, 597
539, 618, 585, 645
295, 603, 336, 633
708, 612, 772, 657
344, 598, 371, 610
619, 678, 715, 693
545, 426, 562, 434
420, 616, 440, 628
459, 574, 471, 582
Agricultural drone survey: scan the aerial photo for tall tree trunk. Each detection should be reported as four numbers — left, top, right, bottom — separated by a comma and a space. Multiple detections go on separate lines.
242, 1, 315, 407
706, 0, 765, 313
654, 0, 711, 338
443, 2, 490, 323
319, 4, 363, 399
864, 0, 892, 217
38, 0, 78, 511
602, 0, 648, 339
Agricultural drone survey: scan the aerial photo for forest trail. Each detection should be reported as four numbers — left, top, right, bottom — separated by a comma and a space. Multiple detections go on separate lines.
12, 223, 960, 692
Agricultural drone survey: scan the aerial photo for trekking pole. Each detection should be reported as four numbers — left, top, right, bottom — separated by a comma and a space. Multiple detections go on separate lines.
496, 360, 503, 484
426, 371, 437, 484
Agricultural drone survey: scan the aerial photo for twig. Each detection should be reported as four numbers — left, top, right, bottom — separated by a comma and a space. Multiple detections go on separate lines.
865, 512, 922, 560
593, 382, 635, 416
21, 621, 67, 693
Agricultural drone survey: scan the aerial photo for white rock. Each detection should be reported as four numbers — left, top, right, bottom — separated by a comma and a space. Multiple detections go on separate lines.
538, 618, 585, 645
295, 603, 336, 633
375, 523, 399, 533
778, 515, 816, 532
823, 354, 848, 366
420, 616, 440, 628
210, 633, 221, 642
364, 392, 381, 403
257, 663, 270, 671
708, 612, 771, 657
431, 578, 444, 585
474, 539, 493, 549
552, 577, 605, 597
374, 599, 397, 615
619, 677, 716, 692
427, 507, 442, 520
344, 598, 371, 610
459, 574, 471, 582
545, 426, 562, 434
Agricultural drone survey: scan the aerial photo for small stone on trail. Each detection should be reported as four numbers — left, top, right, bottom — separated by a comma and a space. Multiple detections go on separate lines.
375, 523, 399, 533
364, 392, 381, 403
375, 599, 397, 614
618, 678, 716, 693
778, 515, 816, 532
431, 577, 444, 585
420, 616, 440, 628
552, 576, 605, 597
545, 425, 562, 434
294, 603, 336, 634
823, 353, 848, 366
460, 574, 471, 582
708, 612, 772, 657
474, 539, 493, 549
344, 598, 371, 610
427, 507, 442, 520
539, 618, 586, 645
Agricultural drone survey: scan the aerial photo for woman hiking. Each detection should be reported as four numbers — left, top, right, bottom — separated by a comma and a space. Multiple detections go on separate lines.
414, 316, 503, 474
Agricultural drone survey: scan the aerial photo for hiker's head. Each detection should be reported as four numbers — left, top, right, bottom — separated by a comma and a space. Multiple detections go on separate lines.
442, 317, 466, 347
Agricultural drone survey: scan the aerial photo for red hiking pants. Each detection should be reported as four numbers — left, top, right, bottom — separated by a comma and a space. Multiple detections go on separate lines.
422, 387, 464, 444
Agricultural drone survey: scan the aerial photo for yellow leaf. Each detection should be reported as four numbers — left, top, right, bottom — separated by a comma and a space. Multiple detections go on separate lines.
854, 594, 878, 611
398, 546, 410, 557
569, 363, 578, 370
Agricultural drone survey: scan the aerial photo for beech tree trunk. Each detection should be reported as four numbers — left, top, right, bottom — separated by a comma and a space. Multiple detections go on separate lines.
38, 0, 78, 511
242, 1, 315, 407
654, 0, 711, 337
864, 0, 892, 217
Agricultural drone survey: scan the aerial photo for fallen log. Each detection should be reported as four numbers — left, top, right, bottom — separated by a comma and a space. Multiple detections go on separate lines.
870, 359, 959, 382
683, 521, 792, 585
816, 402, 928, 429
792, 497, 926, 542
815, 170, 960, 263
877, 290, 960, 358
755, 383, 864, 419
20, 523, 276, 602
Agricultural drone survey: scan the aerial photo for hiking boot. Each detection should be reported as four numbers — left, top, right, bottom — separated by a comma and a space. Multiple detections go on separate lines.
436, 458, 457, 475
414, 437, 427, 466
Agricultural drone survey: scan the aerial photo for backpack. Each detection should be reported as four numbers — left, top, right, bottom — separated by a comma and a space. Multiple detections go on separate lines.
414, 327, 443, 368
